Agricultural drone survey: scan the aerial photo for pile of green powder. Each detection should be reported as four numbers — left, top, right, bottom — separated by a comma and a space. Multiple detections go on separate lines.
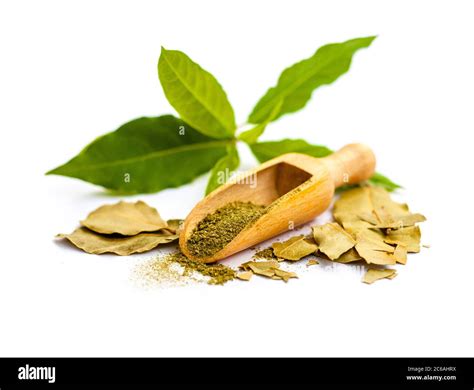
187, 201, 267, 258
169, 251, 236, 285
137, 251, 236, 286
253, 247, 279, 261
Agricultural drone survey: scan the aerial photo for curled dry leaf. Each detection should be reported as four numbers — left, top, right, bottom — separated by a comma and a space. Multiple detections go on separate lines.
356, 231, 395, 253
393, 244, 408, 265
384, 226, 421, 253
239, 260, 297, 282
362, 268, 397, 284
236, 271, 253, 281
163, 219, 184, 235
342, 220, 384, 241
369, 186, 408, 220
312, 223, 356, 260
355, 232, 396, 265
334, 248, 362, 263
240, 260, 280, 271
81, 201, 168, 235
369, 213, 426, 230
333, 187, 374, 224
273, 268, 298, 282
272, 235, 318, 261
57, 227, 178, 255
355, 246, 395, 265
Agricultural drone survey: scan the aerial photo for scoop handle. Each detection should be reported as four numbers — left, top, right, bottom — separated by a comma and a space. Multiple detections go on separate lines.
321, 143, 376, 188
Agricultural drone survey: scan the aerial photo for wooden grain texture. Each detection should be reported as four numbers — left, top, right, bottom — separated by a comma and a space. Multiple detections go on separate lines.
179, 143, 376, 263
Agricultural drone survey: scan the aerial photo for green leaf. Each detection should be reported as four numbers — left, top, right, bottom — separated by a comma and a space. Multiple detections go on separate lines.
47, 115, 229, 194
250, 139, 332, 163
238, 99, 283, 144
368, 172, 402, 192
158, 47, 236, 139
205, 144, 240, 195
248, 36, 376, 124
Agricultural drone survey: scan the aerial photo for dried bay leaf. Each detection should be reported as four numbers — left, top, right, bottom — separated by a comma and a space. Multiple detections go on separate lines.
363, 268, 397, 284
393, 244, 408, 265
81, 201, 167, 235
334, 248, 362, 263
164, 219, 184, 234
342, 220, 385, 241
236, 271, 253, 281
240, 260, 278, 277
384, 226, 421, 253
356, 246, 395, 265
355, 232, 396, 265
240, 260, 280, 271
368, 186, 408, 216
357, 231, 395, 253
357, 212, 379, 225
272, 235, 317, 261
333, 187, 373, 224
273, 268, 298, 282
250, 267, 275, 277
369, 213, 426, 230
312, 223, 356, 260
239, 260, 297, 281
57, 227, 178, 255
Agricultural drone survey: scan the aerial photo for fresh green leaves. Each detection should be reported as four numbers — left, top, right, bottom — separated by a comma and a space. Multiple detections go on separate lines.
48, 37, 401, 196
238, 99, 283, 144
250, 139, 332, 163
368, 172, 401, 192
248, 36, 376, 124
47, 116, 229, 194
205, 144, 240, 195
158, 48, 236, 139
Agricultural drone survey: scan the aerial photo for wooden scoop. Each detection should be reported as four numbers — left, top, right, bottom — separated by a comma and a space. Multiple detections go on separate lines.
179, 143, 376, 263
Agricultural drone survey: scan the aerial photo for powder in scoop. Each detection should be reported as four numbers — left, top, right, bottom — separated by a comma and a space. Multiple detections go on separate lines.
187, 201, 266, 258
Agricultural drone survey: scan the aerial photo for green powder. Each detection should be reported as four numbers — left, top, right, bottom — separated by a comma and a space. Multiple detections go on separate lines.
137, 251, 236, 285
187, 201, 267, 258
169, 251, 236, 285
253, 247, 278, 261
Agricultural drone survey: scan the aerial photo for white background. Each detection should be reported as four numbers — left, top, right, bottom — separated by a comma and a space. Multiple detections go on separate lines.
1, 0, 473, 357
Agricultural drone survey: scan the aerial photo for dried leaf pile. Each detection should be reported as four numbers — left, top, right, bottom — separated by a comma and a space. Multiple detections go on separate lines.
57, 201, 181, 255
251, 186, 426, 284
